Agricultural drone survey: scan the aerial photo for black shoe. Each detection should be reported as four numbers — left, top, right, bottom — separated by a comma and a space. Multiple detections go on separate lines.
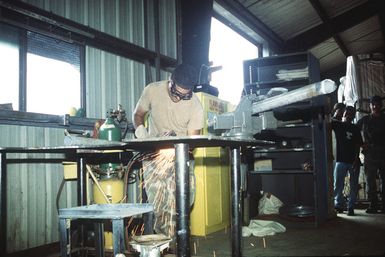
366, 207, 378, 214
347, 209, 354, 216
335, 207, 344, 213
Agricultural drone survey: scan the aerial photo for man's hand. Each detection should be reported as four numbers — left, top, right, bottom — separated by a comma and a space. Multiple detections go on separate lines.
135, 125, 149, 139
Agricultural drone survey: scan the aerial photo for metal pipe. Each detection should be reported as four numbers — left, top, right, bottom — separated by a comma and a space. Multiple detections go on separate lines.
230, 148, 241, 257
175, 143, 190, 257
252, 79, 336, 114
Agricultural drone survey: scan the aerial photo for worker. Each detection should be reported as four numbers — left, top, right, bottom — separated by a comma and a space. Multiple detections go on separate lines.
357, 95, 385, 214
332, 106, 363, 216
132, 63, 204, 243
332, 102, 346, 122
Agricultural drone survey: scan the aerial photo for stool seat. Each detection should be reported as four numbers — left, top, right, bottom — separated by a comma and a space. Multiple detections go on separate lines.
59, 203, 153, 257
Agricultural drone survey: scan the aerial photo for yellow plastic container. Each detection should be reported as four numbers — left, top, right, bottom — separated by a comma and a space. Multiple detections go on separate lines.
62, 161, 77, 179
191, 92, 231, 236
93, 178, 124, 249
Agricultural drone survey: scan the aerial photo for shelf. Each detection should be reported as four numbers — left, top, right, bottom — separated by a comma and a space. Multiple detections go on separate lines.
244, 78, 310, 87
253, 147, 313, 153
250, 169, 314, 174
279, 123, 312, 128
244, 52, 328, 227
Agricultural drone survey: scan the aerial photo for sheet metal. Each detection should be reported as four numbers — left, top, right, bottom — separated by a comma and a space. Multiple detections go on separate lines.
58, 203, 153, 219
1, 135, 273, 154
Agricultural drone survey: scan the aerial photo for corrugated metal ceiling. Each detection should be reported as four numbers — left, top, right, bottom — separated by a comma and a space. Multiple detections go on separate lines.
216, 0, 385, 74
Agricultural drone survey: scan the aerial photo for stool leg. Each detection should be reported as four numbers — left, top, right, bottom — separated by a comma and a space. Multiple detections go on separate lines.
143, 211, 154, 235
112, 219, 125, 256
59, 218, 70, 257
94, 221, 105, 257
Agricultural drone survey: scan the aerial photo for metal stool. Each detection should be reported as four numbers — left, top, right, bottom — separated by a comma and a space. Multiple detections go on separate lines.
59, 203, 153, 257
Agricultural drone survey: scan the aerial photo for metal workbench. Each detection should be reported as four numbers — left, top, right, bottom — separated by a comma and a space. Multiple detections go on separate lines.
0, 135, 265, 257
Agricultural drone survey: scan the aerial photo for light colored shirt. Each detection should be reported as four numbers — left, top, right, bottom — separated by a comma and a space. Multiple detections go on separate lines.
135, 80, 204, 137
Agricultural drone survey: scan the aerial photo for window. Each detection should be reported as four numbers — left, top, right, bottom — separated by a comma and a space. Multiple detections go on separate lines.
0, 24, 19, 110
209, 18, 259, 105
0, 23, 82, 115
26, 32, 81, 115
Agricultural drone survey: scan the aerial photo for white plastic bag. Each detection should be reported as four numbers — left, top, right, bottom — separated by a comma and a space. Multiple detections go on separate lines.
258, 192, 283, 215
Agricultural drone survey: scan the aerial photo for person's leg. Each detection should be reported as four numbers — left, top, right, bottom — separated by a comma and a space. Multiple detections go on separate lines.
348, 164, 359, 215
142, 157, 176, 237
334, 162, 348, 211
377, 160, 385, 213
364, 158, 378, 212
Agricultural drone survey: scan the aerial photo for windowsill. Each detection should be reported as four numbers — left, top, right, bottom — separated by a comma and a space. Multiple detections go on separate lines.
0, 109, 128, 131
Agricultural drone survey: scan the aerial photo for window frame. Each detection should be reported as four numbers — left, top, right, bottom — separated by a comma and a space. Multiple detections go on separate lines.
0, 1, 176, 130
0, 23, 90, 129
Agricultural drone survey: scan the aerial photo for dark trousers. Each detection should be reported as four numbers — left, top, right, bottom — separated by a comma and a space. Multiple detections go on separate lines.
364, 156, 385, 209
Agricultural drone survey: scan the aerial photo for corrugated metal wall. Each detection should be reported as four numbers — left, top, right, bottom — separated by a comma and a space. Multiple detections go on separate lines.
2, 0, 178, 253
0, 125, 77, 252
22, 0, 177, 119
347, 54, 385, 119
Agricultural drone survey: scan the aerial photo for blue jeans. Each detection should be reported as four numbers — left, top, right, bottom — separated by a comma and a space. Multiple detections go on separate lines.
334, 162, 359, 210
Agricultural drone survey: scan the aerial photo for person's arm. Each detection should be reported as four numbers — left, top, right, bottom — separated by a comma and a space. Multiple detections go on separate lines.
187, 128, 201, 136
187, 98, 204, 136
353, 126, 364, 170
132, 105, 147, 129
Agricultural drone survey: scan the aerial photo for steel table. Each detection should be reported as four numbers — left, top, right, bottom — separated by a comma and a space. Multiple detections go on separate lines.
1, 135, 266, 257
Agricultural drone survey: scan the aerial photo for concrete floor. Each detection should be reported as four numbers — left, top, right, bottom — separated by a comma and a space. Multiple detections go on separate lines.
189, 209, 385, 257
18, 209, 384, 257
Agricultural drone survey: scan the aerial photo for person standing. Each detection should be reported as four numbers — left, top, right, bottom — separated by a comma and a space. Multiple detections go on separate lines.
357, 95, 385, 214
332, 106, 363, 216
332, 102, 346, 122
132, 63, 204, 240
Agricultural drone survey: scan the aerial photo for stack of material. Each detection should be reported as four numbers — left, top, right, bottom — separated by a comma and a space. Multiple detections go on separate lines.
276, 67, 308, 81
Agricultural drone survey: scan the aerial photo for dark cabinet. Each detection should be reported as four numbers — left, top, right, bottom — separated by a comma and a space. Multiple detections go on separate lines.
244, 52, 331, 227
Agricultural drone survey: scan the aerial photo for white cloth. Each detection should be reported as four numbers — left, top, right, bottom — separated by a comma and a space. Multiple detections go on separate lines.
135, 125, 149, 138
258, 192, 283, 215
242, 220, 286, 237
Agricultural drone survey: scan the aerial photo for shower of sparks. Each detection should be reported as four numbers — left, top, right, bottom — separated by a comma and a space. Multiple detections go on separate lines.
140, 149, 176, 238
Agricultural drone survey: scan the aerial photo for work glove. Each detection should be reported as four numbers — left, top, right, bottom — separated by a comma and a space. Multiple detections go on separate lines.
134, 124, 149, 139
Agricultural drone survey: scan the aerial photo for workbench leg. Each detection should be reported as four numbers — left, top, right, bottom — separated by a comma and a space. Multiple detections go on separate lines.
59, 218, 70, 257
112, 219, 125, 256
76, 157, 87, 250
77, 157, 87, 206
94, 221, 105, 257
175, 143, 190, 257
230, 148, 242, 257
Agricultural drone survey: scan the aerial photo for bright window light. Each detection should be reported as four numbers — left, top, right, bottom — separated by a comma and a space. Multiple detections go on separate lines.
209, 18, 259, 105
27, 54, 80, 115
0, 42, 19, 110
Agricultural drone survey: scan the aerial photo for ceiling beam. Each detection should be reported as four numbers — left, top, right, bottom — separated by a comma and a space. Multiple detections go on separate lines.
285, 0, 380, 51
308, 0, 349, 57
214, 0, 285, 52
